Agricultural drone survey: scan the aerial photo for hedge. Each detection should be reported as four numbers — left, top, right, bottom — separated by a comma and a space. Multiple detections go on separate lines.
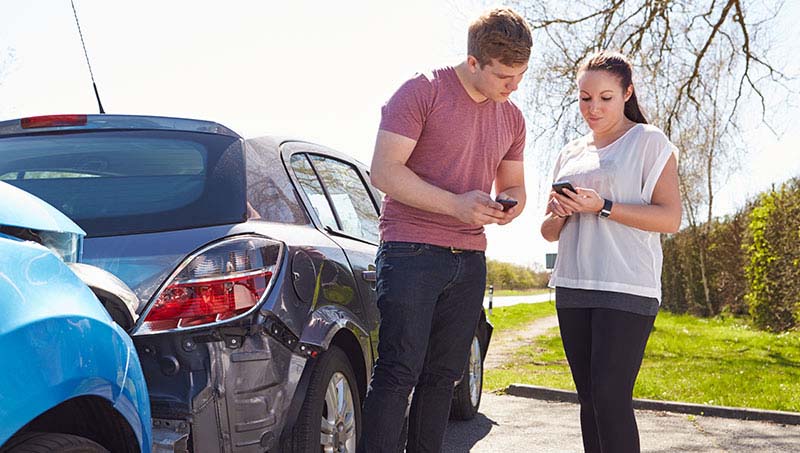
662, 177, 799, 332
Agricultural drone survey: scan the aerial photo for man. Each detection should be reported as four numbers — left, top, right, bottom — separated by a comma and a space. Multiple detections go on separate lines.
358, 7, 532, 453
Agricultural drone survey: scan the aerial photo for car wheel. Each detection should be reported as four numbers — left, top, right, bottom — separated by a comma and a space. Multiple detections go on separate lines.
450, 327, 485, 420
2, 432, 109, 452
287, 346, 361, 453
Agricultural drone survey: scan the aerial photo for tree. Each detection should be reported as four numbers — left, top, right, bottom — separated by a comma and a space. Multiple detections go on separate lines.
510, 0, 790, 148
486, 259, 550, 290
507, 0, 794, 314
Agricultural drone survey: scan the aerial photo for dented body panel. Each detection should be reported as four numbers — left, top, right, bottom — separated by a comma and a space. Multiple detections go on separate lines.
86, 219, 375, 451
0, 231, 151, 451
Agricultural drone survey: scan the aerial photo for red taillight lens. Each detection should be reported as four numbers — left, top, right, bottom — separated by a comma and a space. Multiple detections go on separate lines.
20, 114, 88, 129
146, 270, 272, 329
140, 236, 282, 333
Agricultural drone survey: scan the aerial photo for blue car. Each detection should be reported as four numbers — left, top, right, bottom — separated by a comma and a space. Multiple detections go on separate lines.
0, 181, 152, 452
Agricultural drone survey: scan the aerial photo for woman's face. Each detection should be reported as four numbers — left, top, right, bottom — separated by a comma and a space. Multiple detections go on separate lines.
577, 69, 632, 134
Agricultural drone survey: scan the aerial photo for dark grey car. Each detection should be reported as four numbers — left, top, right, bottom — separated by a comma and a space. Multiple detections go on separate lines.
0, 114, 492, 452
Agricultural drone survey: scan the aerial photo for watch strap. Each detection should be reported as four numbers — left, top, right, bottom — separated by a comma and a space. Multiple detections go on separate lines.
599, 198, 613, 218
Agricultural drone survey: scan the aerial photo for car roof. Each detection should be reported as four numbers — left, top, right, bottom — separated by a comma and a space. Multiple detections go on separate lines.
0, 115, 370, 169
255, 137, 371, 170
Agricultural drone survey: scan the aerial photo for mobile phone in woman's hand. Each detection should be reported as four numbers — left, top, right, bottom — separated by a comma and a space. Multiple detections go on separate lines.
552, 181, 576, 195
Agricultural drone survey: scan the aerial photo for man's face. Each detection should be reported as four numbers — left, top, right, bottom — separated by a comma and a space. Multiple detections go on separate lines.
471, 57, 528, 102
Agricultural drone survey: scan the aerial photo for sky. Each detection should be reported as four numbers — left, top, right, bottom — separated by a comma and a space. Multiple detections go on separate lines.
1, 0, 798, 268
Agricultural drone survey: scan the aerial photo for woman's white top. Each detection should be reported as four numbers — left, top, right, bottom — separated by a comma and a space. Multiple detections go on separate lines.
548, 123, 678, 301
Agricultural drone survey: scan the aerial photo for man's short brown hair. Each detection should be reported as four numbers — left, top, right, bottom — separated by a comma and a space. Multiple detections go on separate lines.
468, 7, 532, 68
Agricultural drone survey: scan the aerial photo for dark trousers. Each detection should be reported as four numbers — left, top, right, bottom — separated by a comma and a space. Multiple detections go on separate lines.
358, 242, 486, 453
557, 303, 656, 453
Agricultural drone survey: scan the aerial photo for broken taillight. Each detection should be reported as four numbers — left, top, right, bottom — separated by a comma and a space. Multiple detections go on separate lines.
138, 235, 282, 333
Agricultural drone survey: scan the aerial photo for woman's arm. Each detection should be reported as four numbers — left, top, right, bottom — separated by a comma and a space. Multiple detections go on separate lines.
554, 154, 681, 234
541, 213, 570, 242
540, 191, 573, 241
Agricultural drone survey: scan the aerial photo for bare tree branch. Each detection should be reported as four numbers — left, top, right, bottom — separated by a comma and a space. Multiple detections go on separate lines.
509, 0, 793, 173
529, 0, 625, 30
664, 0, 736, 136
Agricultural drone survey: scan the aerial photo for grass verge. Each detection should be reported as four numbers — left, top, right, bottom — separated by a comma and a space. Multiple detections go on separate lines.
485, 305, 800, 412
487, 300, 556, 333
486, 288, 551, 297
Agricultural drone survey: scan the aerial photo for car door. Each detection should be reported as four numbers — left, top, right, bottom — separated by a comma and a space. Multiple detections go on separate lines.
284, 145, 381, 360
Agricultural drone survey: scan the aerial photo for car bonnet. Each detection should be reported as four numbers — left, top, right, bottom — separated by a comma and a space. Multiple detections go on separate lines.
0, 180, 85, 236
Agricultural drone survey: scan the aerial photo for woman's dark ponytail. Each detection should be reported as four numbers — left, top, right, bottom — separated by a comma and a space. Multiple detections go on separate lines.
624, 88, 648, 124
580, 50, 648, 124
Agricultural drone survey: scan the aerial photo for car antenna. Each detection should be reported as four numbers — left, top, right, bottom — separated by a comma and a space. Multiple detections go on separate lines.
70, 0, 105, 114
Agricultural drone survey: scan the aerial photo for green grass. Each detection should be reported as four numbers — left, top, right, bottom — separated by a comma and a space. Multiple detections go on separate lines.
487, 288, 551, 297
485, 306, 800, 412
487, 301, 557, 332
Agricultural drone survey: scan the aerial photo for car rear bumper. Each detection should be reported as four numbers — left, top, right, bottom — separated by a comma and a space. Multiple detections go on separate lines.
134, 316, 307, 452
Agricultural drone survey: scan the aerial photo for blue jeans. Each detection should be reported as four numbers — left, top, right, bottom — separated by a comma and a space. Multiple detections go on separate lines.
358, 241, 486, 453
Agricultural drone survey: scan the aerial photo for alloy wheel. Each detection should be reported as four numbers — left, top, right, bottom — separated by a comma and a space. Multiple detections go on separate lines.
320, 371, 357, 453
468, 335, 483, 407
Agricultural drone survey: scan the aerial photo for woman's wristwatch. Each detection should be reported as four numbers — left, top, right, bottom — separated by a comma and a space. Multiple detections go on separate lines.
598, 198, 613, 218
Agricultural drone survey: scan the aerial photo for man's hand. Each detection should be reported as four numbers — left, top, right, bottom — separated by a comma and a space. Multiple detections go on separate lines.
451, 190, 506, 226
495, 191, 519, 225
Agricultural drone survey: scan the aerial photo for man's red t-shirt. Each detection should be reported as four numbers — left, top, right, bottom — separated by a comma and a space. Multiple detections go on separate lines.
378, 66, 526, 251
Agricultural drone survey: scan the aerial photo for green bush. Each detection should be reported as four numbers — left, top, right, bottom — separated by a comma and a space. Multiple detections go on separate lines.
708, 210, 751, 316
661, 229, 697, 314
486, 259, 549, 291
743, 179, 800, 332
662, 177, 799, 332
661, 213, 750, 317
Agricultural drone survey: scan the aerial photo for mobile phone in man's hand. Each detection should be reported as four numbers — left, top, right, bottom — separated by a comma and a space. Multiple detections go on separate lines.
496, 197, 518, 212
552, 181, 577, 195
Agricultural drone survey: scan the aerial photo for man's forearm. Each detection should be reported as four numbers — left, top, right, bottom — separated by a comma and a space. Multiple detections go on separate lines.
373, 162, 457, 216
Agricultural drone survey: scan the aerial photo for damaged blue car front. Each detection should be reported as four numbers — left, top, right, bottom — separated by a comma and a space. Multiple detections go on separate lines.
0, 181, 152, 453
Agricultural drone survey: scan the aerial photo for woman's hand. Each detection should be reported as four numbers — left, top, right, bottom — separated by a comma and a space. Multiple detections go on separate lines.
554, 187, 604, 214
542, 191, 572, 241
546, 191, 574, 218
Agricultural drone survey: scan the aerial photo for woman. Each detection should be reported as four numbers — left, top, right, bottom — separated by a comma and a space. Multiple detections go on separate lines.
540, 50, 681, 453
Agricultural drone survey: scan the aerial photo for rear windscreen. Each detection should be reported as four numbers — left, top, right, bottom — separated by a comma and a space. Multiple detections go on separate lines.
0, 130, 246, 237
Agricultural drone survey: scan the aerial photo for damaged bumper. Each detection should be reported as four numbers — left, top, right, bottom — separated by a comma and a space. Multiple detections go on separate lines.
136, 320, 307, 452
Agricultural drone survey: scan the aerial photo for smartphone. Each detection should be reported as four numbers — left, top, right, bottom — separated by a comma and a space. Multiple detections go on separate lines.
552, 181, 577, 195
496, 197, 518, 212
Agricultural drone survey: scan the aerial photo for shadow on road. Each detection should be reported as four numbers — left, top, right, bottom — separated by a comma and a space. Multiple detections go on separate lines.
442, 412, 498, 453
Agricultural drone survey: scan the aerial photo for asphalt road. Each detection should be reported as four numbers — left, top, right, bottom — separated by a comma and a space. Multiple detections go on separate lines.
442, 393, 800, 452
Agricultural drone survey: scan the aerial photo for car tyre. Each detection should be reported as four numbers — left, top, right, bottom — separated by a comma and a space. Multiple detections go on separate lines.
1, 432, 109, 453
287, 345, 361, 453
450, 323, 486, 421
